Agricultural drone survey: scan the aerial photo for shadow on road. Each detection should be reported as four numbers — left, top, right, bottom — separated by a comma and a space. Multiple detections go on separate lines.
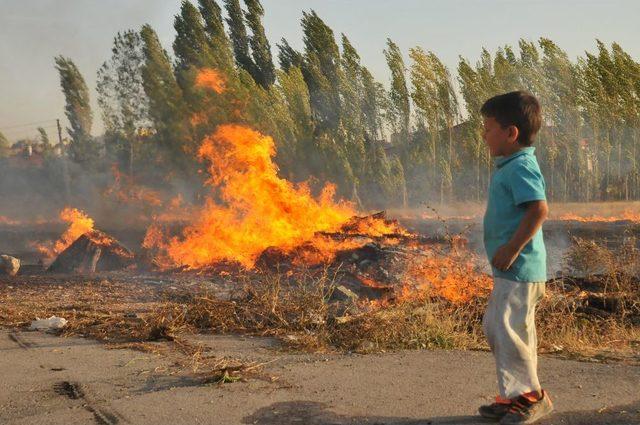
243, 400, 640, 425
242, 400, 490, 425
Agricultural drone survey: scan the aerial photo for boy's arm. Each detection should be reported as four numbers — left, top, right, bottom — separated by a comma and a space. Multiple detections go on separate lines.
491, 200, 548, 271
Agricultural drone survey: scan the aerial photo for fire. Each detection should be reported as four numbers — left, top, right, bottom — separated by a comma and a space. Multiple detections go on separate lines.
195, 68, 226, 94
403, 251, 492, 303
144, 68, 418, 269
54, 208, 95, 254
105, 164, 162, 209
0, 215, 20, 226
290, 236, 368, 266
145, 124, 356, 269
555, 210, 640, 223
341, 214, 407, 236
143, 67, 489, 303
35, 208, 95, 259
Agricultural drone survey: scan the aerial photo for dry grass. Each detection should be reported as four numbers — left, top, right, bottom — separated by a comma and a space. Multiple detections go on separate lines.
534, 233, 640, 360
0, 275, 267, 383
1, 234, 638, 366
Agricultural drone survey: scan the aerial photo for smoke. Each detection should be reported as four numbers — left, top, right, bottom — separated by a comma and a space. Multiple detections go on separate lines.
0, 149, 203, 261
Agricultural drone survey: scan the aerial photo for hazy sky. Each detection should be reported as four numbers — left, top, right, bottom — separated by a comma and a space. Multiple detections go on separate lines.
1, 0, 639, 142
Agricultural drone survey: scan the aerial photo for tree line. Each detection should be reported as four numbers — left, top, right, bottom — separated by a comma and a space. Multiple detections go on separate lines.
36, 0, 640, 207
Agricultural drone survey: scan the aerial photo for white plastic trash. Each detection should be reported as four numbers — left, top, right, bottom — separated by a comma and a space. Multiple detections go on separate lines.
30, 316, 68, 331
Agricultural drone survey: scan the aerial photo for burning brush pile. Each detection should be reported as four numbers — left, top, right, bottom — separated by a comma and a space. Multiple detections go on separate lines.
26, 67, 490, 307
29, 120, 489, 307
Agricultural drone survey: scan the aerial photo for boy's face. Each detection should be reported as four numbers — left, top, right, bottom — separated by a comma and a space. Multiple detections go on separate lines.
482, 116, 519, 157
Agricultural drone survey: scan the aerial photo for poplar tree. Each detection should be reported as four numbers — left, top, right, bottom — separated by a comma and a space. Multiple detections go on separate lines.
383, 38, 410, 205
224, 0, 255, 75
245, 0, 275, 88
173, 1, 216, 71
539, 38, 581, 201
384, 39, 410, 141
277, 38, 303, 72
360, 68, 384, 140
37, 127, 50, 146
140, 24, 190, 168
301, 10, 342, 130
97, 30, 150, 173
54, 55, 96, 164
198, 0, 234, 71
340, 34, 366, 179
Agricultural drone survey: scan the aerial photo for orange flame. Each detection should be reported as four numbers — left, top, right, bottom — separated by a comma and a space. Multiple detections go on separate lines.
144, 68, 409, 269
341, 215, 407, 236
54, 208, 95, 254
145, 124, 357, 269
0, 215, 20, 226
402, 252, 492, 303
554, 210, 640, 223
195, 68, 226, 94
35, 208, 95, 259
105, 164, 162, 209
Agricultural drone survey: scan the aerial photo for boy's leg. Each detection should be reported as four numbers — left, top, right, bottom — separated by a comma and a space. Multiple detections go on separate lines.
489, 278, 545, 399
482, 282, 499, 352
479, 280, 513, 420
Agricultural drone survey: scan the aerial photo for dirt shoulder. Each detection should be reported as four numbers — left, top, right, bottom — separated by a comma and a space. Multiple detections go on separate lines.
1, 330, 638, 425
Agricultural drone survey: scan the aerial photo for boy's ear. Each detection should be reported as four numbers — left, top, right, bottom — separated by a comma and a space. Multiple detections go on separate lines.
507, 125, 519, 143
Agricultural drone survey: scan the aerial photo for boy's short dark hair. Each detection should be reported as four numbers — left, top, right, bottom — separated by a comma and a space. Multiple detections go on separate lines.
480, 91, 542, 146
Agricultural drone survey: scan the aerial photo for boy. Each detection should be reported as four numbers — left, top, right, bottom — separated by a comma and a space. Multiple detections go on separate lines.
478, 91, 553, 424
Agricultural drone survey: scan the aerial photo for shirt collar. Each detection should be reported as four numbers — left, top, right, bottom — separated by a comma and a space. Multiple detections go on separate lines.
495, 147, 535, 168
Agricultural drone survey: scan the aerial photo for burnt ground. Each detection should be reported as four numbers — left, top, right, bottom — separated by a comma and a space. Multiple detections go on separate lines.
1, 218, 638, 269
398, 218, 640, 277
1, 329, 639, 425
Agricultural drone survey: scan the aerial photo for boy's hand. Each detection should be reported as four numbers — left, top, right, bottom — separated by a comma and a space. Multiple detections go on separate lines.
491, 242, 520, 271
491, 201, 548, 272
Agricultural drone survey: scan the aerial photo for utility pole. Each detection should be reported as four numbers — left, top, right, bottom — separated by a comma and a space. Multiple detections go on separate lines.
56, 119, 63, 146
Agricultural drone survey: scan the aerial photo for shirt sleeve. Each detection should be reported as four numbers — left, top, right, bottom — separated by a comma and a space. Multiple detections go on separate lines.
509, 161, 546, 206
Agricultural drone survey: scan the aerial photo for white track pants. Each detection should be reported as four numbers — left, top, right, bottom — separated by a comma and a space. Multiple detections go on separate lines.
483, 277, 545, 399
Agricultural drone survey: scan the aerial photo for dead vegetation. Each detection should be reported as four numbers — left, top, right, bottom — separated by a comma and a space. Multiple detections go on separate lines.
0, 232, 638, 377
536, 233, 640, 360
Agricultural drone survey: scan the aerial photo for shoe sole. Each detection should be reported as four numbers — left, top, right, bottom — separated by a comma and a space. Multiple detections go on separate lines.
500, 400, 554, 424
479, 412, 503, 421
479, 407, 507, 421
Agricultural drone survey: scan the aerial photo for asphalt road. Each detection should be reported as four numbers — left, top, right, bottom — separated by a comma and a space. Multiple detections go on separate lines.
0, 330, 638, 425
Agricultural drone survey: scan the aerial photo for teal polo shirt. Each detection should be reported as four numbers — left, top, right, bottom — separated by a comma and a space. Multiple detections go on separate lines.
483, 147, 547, 282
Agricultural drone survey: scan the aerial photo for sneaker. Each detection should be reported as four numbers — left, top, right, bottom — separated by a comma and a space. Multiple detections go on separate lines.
500, 390, 553, 424
479, 396, 513, 420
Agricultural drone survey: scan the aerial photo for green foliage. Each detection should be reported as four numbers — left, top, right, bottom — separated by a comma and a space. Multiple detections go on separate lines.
64, 1, 640, 207
173, 1, 216, 71
140, 24, 192, 172
0, 131, 10, 158
301, 10, 342, 131
384, 39, 411, 139
37, 127, 50, 146
339, 35, 366, 178
198, 0, 235, 71
245, 0, 275, 88
275, 67, 314, 178
224, 0, 255, 76
54, 55, 97, 164
97, 29, 150, 172
277, 38, 303, 72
